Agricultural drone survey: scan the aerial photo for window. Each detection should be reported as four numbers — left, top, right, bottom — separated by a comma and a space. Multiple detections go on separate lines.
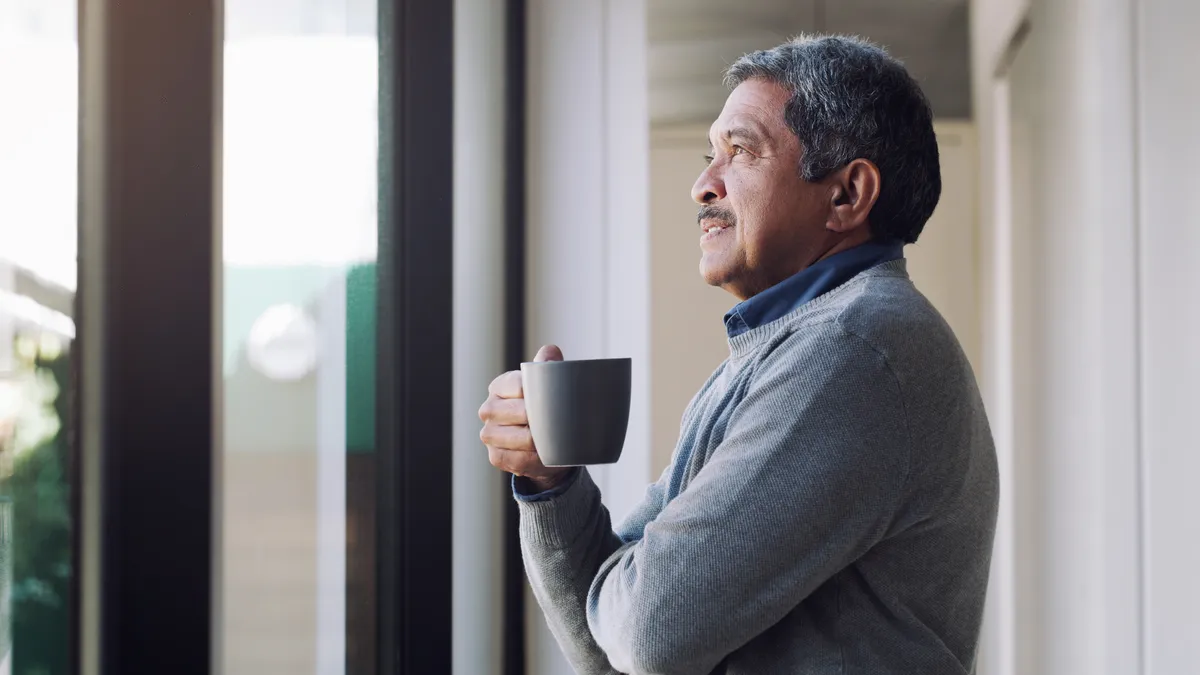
221, 1, 379, 673
0, 1, 77, 673
73, 1, 455, 671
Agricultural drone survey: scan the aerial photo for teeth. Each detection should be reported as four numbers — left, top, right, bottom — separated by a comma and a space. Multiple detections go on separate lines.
706, 227, 721, 234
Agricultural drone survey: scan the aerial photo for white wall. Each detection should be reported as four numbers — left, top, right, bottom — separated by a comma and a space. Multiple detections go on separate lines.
973, 0, 1200, 673
648, 124, 733, 475
649, 121, 983, 476
906, 122, 981, 372
524, 1, 652, 673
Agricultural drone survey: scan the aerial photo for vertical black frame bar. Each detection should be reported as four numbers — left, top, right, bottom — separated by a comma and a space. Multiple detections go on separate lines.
376, 0, 455, 673
78, 0, 219, 672
502, 0, 528, 674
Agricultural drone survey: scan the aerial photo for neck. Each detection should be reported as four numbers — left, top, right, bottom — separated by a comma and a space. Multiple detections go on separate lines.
803, 229, 873, 269
729, 230, 877, 301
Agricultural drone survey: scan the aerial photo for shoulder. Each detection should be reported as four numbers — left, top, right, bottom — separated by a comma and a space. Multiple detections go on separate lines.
805, 270, 972, 386
749, 310, 903, 412
835, 273, 955, 347
753, 268, 975, 407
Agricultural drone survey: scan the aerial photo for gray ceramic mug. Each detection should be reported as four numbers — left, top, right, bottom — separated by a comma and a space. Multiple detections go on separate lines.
520, 357, 631, 467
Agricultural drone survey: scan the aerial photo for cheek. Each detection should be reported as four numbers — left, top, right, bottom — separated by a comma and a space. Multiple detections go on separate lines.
738, 192, 815, 270
725, 174, 768, 230
730, 190, 785, 252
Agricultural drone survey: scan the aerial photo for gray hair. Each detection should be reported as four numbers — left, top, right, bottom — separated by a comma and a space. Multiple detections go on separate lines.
725, 35, 941, 243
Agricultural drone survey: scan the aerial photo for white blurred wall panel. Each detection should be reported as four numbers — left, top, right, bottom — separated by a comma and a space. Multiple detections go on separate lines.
524, 1, 652, 673
1137, 0, 1200, 671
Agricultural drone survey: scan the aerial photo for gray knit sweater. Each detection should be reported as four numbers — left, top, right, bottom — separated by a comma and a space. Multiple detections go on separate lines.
518, 260, 998, 674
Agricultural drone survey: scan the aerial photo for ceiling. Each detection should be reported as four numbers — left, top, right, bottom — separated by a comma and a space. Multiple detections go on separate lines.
647, 0, 971, 125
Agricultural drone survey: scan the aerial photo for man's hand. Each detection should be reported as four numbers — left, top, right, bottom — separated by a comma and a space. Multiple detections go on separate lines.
479, 344, 574, 492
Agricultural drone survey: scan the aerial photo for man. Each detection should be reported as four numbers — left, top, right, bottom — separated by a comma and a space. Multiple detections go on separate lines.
479, 35, 997, 675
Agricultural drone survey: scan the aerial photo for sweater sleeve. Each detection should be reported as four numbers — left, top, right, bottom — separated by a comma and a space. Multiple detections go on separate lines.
517, 465, 670, 675
586, 328, 911, 675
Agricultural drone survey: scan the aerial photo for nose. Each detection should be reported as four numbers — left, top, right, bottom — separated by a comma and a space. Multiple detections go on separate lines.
691, 163, 726, 205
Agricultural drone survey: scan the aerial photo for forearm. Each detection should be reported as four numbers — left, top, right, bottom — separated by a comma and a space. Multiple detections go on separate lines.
518, 469, 624, 675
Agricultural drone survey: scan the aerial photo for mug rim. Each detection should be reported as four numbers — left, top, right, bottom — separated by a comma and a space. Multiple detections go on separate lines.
519, 356, 631, 367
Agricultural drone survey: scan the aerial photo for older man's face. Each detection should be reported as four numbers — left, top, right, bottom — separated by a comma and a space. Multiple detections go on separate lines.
692, 78, 831, 301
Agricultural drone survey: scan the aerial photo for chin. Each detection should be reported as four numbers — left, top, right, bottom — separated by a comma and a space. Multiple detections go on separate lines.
699, 258, 733, 290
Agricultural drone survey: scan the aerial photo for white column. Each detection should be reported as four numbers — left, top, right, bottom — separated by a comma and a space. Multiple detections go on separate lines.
1136, 0, 1200, 671
525, 0, 651, 528
972, 1, 1144, 673
598, 0, 652, 529
525, 0, 650, 672
452, 0, 508, 672
970, 6, 1031, 675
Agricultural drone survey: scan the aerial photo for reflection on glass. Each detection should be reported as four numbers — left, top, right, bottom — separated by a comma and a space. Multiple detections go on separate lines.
0, 2, 77, 674
221, 1, 377, 674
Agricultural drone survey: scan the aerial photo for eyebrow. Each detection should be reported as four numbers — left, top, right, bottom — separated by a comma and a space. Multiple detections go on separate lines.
709, 124, 768, 150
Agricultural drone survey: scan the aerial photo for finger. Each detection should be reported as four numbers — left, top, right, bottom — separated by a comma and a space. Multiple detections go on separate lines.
478, 397, 527, 425
487, 445, 543, 475
534, 344, 564, 363
487, 370, 523, 399
479, 422, 534, 452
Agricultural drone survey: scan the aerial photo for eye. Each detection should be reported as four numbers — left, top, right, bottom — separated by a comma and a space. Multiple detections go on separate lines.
703, 154, 714, 165
731, 145, 747, 156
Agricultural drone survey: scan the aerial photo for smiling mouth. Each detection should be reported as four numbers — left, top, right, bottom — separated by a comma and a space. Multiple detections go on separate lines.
700, 221, 732, 243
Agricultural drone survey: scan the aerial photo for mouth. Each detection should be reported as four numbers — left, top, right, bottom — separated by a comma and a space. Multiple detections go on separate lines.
700, 220, 732, 244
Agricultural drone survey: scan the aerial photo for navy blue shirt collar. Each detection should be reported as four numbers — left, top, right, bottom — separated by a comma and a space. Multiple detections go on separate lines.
724, 238, 905, 338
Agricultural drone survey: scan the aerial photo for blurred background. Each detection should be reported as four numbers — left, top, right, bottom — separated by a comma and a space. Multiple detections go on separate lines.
0, 0, 1195, 674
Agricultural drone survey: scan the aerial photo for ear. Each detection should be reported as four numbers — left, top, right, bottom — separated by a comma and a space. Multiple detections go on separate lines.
825, 158, 881, 234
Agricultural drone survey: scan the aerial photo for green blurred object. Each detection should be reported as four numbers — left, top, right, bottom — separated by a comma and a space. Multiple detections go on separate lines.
7, 348, 71, 675
346, 263, 376, 455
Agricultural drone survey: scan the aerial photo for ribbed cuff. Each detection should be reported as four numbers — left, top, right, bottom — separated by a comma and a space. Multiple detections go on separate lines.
517, 468, 601, 550
512, 467, 581, 502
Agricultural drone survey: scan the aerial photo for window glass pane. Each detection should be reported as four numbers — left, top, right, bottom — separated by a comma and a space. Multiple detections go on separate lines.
0, 2, 77, 674
221, 1, 377, 674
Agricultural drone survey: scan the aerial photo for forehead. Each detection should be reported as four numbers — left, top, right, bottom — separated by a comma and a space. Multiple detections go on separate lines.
708, 78, 792, 144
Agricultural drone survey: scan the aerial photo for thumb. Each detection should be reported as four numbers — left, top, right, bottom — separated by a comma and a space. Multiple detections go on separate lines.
534, 344, 564, 363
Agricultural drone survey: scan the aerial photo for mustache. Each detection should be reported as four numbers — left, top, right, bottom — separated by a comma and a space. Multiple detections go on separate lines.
697, 205, 736, 226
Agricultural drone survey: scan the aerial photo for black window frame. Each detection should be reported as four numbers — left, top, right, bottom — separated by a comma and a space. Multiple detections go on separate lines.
375, 0, 455, 672
78, 0, 220, 671
503, 0, 529, 674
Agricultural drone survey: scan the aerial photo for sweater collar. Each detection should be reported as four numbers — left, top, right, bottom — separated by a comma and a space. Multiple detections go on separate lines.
726, 258, 910, 359
723, 239, 905, 339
